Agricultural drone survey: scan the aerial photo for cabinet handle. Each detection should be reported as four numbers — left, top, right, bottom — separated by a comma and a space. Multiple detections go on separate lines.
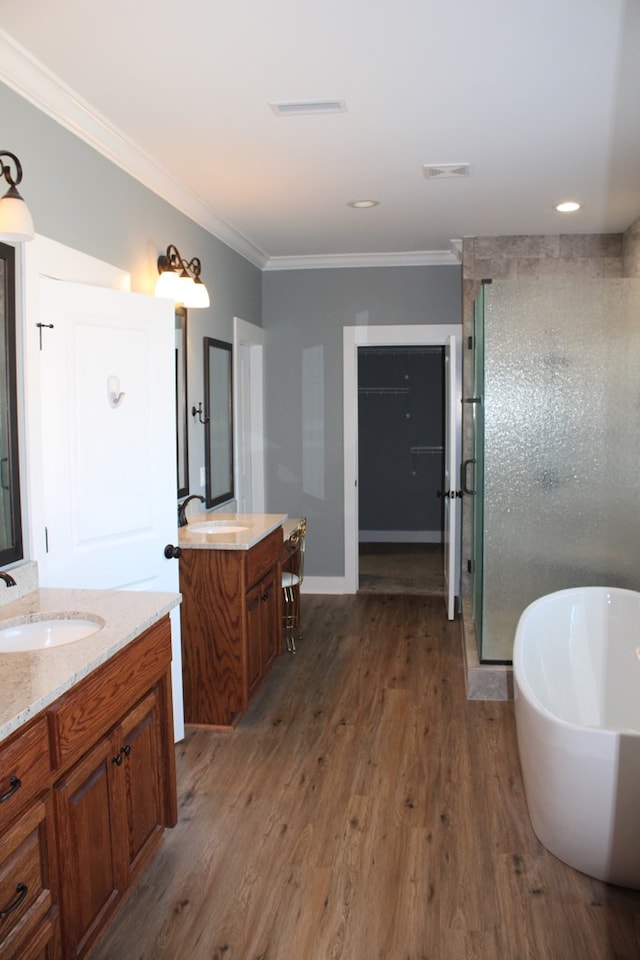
112, 744, 132, 766
0, 775, 22, 803
0, 882, 28, 918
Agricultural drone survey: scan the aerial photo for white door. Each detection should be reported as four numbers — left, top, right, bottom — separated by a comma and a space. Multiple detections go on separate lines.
36, 277, 184, 736
443, 335, 459, 620
235, 340, 253, 512
233, 316, 265, 513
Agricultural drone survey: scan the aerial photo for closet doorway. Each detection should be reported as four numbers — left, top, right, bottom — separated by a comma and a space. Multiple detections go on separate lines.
357, 345, 444, 596
343, 324, 461, 616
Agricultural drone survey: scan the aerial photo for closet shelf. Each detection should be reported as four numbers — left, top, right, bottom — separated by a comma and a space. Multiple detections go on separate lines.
410, 445, 444, 454
358, 386, 410, 396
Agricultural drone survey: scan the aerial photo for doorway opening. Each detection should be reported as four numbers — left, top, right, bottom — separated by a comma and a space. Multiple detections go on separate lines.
343, 323, 461, 616
357, 345, 444, 596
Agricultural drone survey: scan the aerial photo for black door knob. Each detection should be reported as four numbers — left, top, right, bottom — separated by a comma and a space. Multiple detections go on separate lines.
164, 543, 182, 559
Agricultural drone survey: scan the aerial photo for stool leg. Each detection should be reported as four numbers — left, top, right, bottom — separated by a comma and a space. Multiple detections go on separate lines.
283, 585, 296, 653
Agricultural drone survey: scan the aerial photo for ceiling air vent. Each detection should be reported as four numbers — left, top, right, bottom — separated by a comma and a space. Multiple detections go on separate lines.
269, 99, 347, 117
423, 163, 471, 179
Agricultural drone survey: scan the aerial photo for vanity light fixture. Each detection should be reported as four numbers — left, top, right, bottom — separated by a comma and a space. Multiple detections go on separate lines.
0, 151, 35, 242
155, 244, 210, 309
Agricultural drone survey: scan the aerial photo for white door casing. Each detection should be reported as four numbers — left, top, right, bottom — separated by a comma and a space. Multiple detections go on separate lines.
343, 324, 462, 610
22, 237, 184, 740
443, 335, 459, 620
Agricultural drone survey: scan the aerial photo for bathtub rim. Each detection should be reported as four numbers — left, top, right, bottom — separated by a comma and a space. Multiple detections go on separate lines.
513, 585, 640, 736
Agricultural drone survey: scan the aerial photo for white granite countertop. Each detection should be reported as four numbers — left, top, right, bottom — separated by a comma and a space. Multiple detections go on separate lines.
0, 586, 180, 742
178, 512, 287, 550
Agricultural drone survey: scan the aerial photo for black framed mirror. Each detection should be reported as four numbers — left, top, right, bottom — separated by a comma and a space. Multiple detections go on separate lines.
175, 307, 189, 498
204, 337, 234, 508
0, 241, 23, 566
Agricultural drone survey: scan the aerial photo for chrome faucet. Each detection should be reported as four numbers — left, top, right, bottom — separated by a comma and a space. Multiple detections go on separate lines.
178, 494, 206, 527
0, 571, 17, 587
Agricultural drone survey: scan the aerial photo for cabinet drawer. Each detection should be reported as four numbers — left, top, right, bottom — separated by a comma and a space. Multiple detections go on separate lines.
0, 720, 51, 833
0, 798, 55, 959
48, 618, 172, 771
246, 528, 282, 588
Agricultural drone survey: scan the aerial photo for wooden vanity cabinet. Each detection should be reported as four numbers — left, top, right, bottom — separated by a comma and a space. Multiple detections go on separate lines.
180, 527, 283, 727
0, 615, 177, 960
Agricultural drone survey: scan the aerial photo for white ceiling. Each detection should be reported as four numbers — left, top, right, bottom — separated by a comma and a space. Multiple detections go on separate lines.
2, 0, 640, 269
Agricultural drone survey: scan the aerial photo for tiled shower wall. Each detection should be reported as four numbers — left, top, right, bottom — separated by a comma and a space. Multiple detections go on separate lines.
460, 219, 640, 692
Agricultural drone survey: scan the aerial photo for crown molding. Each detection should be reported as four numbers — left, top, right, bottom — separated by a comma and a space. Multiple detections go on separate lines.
263, 249, 460, 271
0, 30, 269, 269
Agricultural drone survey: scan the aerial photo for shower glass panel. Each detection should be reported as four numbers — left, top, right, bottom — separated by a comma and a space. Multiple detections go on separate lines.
479, 278, 640, 662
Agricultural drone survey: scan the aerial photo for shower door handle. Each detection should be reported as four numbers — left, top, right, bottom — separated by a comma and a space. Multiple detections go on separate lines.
462, 459, 476, 495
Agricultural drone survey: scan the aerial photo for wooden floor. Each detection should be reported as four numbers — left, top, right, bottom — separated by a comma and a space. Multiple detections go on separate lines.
358, 543, 443, 596
94, 595, 640, 960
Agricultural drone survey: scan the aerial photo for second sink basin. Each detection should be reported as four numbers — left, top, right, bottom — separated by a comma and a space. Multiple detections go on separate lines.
188, 522, 249, 535
0, 615, 104, 653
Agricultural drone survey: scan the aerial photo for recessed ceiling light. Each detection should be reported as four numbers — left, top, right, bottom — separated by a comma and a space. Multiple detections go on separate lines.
348, 200, 379, 209
555, 201, 581, 213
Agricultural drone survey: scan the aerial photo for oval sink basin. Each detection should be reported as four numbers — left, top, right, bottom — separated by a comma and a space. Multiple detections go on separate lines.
0, 616, 104, 653
188, 522, 249, 535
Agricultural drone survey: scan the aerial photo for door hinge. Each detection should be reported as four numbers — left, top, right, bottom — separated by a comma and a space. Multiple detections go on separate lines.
44, 526, 49, 553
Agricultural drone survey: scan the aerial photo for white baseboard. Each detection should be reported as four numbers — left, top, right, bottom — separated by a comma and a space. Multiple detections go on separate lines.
359, 530, 442, 543
302, 576, 351, 595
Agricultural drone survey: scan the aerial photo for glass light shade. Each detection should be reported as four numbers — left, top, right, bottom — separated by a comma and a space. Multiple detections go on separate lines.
155, 268, 183, 300
174, 273, 195, 306
185, 278, 210, 309
0, 190, 35, 242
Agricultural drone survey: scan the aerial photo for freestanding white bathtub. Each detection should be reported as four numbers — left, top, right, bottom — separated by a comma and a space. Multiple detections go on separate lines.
513, 586, 640, 889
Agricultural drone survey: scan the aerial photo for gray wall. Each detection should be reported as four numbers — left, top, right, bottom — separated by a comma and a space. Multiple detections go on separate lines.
1, 82, 262, 501
262, 266, 461, 578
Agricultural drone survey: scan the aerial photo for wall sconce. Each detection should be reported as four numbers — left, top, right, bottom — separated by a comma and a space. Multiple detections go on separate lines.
155, 243, 210, 309
0, 151, 35, 242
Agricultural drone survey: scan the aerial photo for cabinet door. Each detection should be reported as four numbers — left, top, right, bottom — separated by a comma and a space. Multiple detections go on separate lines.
260, 568, 279, 674
115, 690, 164, 882
53, 738, 123, 959
246, 581, 264, 696
246, 569, 279, 697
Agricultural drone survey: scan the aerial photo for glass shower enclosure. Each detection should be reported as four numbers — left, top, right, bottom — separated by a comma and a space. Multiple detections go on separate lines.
472, 278, 640, 662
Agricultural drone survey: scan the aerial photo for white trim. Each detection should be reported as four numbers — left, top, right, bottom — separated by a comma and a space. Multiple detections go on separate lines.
264, 250, 460, 271
0, 31, 268, 269
302, 576, 347, 595
343, 323, 462, 594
